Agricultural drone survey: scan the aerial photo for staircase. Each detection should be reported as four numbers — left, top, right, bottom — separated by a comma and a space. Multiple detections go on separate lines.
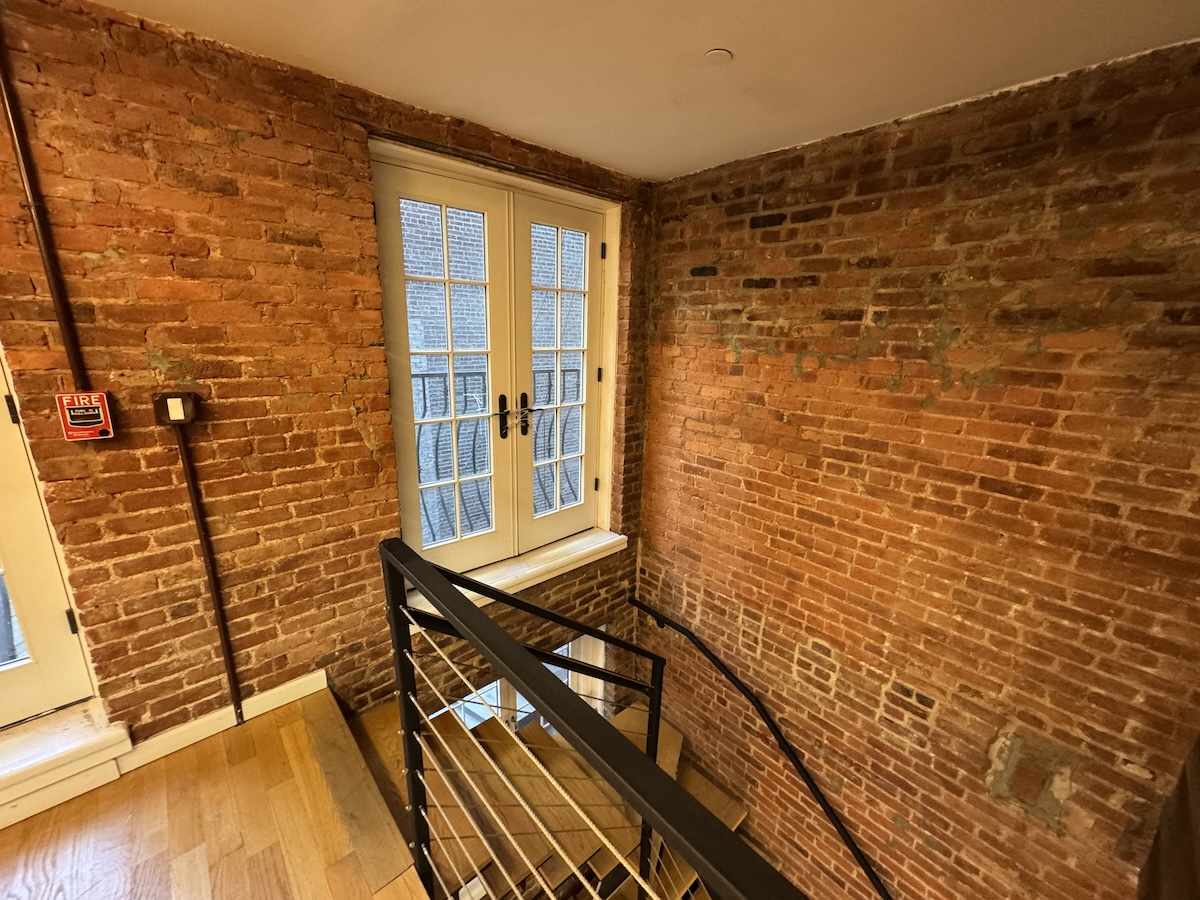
356, 700, 747, 899
374, 537, 807, 900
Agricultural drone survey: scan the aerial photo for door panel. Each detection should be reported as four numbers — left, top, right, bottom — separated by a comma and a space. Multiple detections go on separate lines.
0, 362, 92, 726
375, 165, 517, 570
513, 197, 604, 552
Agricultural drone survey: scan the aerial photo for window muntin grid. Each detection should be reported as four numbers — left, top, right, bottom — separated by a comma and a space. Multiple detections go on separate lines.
400, 199, 495, 547
529, 223, 586, 517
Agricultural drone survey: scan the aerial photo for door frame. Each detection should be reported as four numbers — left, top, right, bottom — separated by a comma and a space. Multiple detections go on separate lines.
369, 140, 624, 564
0, 354, 95, 726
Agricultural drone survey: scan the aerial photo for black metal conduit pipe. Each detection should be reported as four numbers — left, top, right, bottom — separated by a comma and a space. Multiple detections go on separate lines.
172, 421, 243, 724
0, 25, 89, 391
629, 595, 895, 900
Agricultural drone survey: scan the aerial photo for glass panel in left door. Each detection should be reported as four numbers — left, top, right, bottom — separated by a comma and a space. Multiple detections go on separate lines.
399, 199, 495, 548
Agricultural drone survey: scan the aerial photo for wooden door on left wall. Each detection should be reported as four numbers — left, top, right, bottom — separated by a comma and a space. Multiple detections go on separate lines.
0, 358, 92, 726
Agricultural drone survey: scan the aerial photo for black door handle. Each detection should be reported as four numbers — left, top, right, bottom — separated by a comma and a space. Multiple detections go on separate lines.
497, 393, 509, 439
519, 392, 530, 436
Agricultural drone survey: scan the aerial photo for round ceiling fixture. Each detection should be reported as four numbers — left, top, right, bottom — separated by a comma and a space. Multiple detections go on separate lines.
704, 48, 734, 64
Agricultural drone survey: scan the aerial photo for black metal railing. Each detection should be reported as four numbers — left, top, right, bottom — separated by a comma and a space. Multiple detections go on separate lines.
630, 596, 894, 900
380, 538, 809, 900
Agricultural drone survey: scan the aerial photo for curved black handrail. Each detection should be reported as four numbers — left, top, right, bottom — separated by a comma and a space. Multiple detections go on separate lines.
629, 595, 895, 900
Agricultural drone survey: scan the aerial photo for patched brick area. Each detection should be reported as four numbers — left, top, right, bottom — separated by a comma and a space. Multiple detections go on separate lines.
640, 42, 1200, 900
0, 0, 649, 741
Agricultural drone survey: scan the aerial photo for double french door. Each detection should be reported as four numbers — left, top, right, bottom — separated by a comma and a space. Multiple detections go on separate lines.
373, 159, 604, 570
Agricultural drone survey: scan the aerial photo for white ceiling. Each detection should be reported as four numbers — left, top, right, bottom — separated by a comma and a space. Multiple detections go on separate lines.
107, 0, 1200, 180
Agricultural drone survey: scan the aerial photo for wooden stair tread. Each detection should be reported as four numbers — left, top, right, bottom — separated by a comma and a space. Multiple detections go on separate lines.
611, 706, 684, 778
586, 706, 685, 881
639, 763, 749, 900
604, 761, 748, 900
678, 762, 746, 830
518, 722, 637, 836
476, 718, 637, 896
353, 702, 484, 897
427, 713, 551, 894
295, 690, 415, 894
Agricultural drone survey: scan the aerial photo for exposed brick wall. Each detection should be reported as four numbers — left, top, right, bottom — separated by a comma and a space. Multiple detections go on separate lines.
640, 42, 1200, 900
0, 0, 648, 740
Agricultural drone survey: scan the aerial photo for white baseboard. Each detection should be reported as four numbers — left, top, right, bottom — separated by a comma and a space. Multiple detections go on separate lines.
0, 760, 119, 830
117, 668, 328, 774
243, 668, 328, 720
116, 705, 237, 774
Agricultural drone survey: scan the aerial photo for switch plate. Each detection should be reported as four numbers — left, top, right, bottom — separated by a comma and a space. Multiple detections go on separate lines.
153, 392, 200, 426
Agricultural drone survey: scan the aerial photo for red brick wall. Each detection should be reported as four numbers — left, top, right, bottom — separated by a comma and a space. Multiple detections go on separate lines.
640, 42, 1200, 900
0, 0, 648, 740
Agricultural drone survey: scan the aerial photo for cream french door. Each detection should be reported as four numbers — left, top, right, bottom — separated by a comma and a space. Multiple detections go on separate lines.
0, 360, 93, 726
513, 196, 603, 553
373, 157, 605, 570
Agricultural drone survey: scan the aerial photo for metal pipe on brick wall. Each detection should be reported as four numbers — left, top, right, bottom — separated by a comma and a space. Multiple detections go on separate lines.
172, 421, 244, 724
0, 24, 90, 392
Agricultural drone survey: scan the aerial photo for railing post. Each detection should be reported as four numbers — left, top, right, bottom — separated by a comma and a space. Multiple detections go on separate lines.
382, 558, 435, 897
638, 656, 666, 900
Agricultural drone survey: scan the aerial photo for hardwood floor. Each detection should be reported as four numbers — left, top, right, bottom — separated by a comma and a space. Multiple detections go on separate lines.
0, 691, 426, 900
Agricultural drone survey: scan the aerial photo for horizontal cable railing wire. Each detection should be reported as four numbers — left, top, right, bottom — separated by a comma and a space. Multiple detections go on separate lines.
404, 609, 638, 899
629, 594, 894, 900
381, 537, 809, 900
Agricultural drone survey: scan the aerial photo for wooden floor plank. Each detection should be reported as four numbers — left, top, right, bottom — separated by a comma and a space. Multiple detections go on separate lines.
279, 718, 354, 867
268, 777, 336, 900
249, 709, 294, 790
299, 691, 410, 890
169, 842, 214, 900
228, 753, 279, 857
374, 867, 429, 900
211, 846, 250, 900
0, 689, 427, 900
194, 732, 246, 873
325, 851, 376, 900
166, 744, 205, 859
245, 844, 297, 900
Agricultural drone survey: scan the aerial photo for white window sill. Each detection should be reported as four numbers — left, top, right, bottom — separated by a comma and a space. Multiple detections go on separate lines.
407, 528, 628, 621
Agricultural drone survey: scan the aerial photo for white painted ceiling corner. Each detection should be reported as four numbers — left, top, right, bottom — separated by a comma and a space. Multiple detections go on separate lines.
106, 0, 1200, 180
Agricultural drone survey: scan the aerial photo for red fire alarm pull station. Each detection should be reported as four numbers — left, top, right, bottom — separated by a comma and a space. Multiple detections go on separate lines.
55, 391, 114, 441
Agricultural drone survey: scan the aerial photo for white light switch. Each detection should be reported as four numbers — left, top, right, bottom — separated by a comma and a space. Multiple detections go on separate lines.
167, 396, 185, 421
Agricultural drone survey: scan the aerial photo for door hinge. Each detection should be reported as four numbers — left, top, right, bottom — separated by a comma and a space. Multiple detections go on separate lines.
65, 608, 79, 634
4, 394, 17, 425
597, 367, 603, 383
594, 478, 600, 492
600, 242, 607, 260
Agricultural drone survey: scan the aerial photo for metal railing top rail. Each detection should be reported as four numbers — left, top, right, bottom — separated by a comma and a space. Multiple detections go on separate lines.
380, 538, 809, 900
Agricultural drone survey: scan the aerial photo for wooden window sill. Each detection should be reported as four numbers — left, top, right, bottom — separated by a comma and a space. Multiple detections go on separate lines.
407, 528, 628, 620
